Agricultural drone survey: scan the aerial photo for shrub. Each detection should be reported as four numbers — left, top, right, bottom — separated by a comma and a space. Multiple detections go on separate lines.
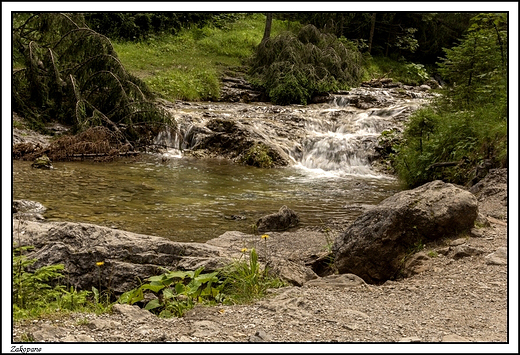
392, 13, 507, 188
249, 25, 364, 105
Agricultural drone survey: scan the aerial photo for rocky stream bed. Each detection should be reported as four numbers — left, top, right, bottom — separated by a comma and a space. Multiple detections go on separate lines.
9, 80, 514, 352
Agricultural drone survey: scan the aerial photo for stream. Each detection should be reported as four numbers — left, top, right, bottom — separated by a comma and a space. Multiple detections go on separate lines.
12, 87, 432, 242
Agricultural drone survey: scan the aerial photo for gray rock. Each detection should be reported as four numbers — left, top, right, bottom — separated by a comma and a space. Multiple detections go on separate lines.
398, 336, 421, 342
12, 200, 46, 221
62, 334, 95, 342
451, 245, 485, 260
87, 319, 121, 331
13, 220, 230, 293
401, 251, 431, 278
191, 320, 220, 338
267, 260, 318, 286
30, 324, 65, 341
485, 247, 507, 265
304, 273, 369, 288
249, 330, 271, 342
256, 205, 300, 232
333, 180, 478, 283
449, 238, 467, 246
112, 304, 155, 323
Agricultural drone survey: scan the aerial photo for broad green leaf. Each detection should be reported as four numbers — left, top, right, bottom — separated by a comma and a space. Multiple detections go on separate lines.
144, 298, 162, 310
140, 284, 165, 293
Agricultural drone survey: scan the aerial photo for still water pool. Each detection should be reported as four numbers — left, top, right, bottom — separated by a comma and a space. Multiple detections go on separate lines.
12, 155, 401, 242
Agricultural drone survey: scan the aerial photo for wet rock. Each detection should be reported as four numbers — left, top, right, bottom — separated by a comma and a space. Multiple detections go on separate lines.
333, 180, 478, 283
13, 199, 46, 221
31, 154, 53, 169
256, 205, 300, 232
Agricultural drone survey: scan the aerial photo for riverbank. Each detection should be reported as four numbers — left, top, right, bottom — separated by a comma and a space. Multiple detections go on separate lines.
11, 167, 510, 347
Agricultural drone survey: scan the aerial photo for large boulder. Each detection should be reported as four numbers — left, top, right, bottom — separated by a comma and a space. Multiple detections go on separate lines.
13, 219, 230, 293
256, 206, 300, 232
332, 180, 478, 284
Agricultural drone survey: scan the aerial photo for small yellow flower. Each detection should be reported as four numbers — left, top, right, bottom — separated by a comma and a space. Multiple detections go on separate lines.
261, 234, 270, 240
241, 248, 248, 253
96, 261, 105, 266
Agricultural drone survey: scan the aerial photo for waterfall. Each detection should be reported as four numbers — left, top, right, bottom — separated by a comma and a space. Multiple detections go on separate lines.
154, 95, 422, 178
291, 106, 407, 178
153, 128, 183, 158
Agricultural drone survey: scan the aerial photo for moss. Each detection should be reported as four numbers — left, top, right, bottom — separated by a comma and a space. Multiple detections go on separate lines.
241, 143, 274, 168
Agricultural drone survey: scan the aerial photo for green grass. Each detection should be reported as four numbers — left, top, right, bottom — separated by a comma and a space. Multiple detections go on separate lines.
113, 14, 300, 102
363, 56, 430, 85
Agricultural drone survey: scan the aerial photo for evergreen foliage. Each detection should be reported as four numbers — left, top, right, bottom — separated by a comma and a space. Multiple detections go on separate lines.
248, 25, 364, 105
393, 13, 507, 188
12, 13, 173, 149
84, 13, 245, 41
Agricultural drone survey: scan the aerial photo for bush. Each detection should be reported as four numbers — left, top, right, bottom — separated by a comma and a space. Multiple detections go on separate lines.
392, 13, 507, 188
249, 25, 364, 105
393, 104, 507, 188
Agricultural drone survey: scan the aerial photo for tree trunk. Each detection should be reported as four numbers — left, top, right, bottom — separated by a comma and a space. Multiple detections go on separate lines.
262, 13, 273, 43
368, 13, 376, 54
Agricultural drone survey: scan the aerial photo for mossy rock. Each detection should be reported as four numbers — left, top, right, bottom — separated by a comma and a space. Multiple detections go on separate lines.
31, 155, 53, 169
241, 143, 274, 168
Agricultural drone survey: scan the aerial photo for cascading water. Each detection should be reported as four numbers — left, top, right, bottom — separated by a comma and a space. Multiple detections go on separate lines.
291, 105, 409, 177
14, 89, 431, 241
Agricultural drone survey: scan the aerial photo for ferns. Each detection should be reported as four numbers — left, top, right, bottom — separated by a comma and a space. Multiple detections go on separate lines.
12, 13, 173, 148
249, 25, 364, 105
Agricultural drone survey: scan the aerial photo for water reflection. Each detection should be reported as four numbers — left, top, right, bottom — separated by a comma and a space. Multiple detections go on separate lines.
12, 155, 401, 242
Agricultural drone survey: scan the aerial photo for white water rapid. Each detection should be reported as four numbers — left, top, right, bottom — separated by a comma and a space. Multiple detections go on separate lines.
154, 89, 427, 179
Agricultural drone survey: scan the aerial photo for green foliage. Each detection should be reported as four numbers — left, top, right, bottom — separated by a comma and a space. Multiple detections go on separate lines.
218, 248, 285, 304
363, 56, 430, 85
117, 248, 286, 317
84, 13, 245, 42
241, 143, 274, 168
249, 24, 364, 105
113, 14, 273, 102
118, 267, 223, 318
12, 13, 173, 146
392, 13, 507, 188
437, 13, 507, 110
12, 246, 98, 319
